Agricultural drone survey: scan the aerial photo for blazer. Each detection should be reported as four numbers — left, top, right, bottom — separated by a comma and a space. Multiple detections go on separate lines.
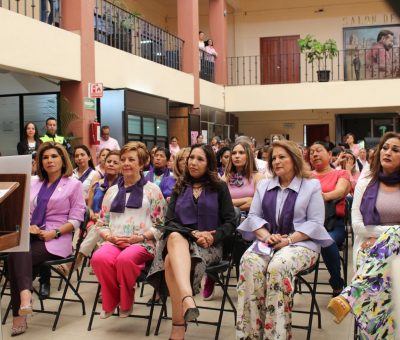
30, 176, 86, 258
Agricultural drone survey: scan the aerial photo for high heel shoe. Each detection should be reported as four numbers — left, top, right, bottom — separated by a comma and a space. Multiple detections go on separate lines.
182, 296, 199, 322
11, 318, 27, 337
327, 296, 351, 324
169, 323, 187, 340
18, 300, 33, 316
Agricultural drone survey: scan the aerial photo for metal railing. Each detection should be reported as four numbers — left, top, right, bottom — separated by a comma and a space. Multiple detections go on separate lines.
227, 47, 400, 86
0, 0, 61, 26
94, 0, 183, 71
199, 49, 216, 83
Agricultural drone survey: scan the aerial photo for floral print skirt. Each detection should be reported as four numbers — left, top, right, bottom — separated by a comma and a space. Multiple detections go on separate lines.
341, 225, 400, 339
236, 245, 318, 340
146, 234, 222, 296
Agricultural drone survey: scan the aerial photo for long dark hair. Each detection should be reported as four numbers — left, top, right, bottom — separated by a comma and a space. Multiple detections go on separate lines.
225, 141, 256, 181
74, 144, 95, 170
174, 144, 221, 194
23, 121, 40, 144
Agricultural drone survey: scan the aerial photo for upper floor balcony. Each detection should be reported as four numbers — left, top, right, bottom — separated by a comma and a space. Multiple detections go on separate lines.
227, 47, 400, 86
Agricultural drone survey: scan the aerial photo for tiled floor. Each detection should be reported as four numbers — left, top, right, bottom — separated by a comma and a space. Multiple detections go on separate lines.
0, 245, 355, 340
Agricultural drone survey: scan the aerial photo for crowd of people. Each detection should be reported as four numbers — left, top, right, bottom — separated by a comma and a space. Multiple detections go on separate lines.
6, 121, 400, 340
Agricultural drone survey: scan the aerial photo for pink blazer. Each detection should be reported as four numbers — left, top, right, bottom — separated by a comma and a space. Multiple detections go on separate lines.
30, 176, 86, 258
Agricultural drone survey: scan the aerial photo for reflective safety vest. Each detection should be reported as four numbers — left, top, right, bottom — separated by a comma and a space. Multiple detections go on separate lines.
40, 134, 65, 144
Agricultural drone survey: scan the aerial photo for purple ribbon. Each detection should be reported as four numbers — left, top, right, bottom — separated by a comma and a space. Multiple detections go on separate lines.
31, 176, 62, 227
175, 186, 219, 231
261, 186, 298, 235
78, 167, 93, 183
110, 176, 148, 213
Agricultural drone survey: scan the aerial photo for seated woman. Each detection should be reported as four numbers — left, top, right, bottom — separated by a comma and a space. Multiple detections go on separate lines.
145, 147, 175, 200
327, 132, 400, 339
216, 146, 230, 177
60, 150, 121, 273
147, 144, 236, 340
236, 140, 333, 339
72, 144, 96, 201
336, 150, 360, 193
309, 141, 350, 296
224, 141, 263, 212
8, 142, 86, 336
94, 147, 110, 179
91, 142, 165, 318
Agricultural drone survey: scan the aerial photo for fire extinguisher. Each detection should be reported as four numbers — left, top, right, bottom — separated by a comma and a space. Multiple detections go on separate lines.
89, 119, 101, 145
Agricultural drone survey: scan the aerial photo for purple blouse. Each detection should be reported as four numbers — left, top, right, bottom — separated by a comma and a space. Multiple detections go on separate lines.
238, 176, 333, 253
30, 177, 86, 258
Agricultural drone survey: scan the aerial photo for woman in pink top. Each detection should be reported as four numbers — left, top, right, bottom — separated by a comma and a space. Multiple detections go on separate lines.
345, 133, 360, 158
169, 136, 180, 157
310, 141, 351, 296
8, 142, 85, 336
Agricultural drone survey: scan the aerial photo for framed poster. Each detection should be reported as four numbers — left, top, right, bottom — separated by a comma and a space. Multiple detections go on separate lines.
343, 24, 400, 80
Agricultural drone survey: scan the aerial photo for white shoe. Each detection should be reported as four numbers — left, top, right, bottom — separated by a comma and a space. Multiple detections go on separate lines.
100, 310, 113, 319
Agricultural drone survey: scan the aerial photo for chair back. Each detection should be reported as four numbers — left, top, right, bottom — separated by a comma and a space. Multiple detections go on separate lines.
75, 207, 90, 255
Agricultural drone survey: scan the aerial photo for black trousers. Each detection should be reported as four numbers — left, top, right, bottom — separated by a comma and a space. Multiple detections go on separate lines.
8, 238, 61, 316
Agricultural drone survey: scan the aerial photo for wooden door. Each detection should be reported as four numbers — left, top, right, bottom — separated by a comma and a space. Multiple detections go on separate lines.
260, 35, 300, 84
305, 124, 330, 146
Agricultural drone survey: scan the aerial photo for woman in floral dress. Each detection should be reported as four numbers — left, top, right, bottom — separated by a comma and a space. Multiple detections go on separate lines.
236, 140, 333, 339
91, 141, 166, 318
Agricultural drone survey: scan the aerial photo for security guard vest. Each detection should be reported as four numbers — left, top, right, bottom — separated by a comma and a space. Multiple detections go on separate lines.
40, 133, 65, 144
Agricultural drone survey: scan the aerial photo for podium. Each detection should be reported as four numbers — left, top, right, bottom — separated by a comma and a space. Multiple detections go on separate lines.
0, 175, 26, 251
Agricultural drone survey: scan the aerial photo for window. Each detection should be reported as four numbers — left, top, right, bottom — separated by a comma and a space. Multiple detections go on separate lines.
126, 114, 167, 147
128, 115, 141, 135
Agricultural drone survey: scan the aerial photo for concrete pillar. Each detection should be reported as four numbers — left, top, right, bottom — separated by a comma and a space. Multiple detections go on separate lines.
209, 0, 228, 85
60, 0, 96, 151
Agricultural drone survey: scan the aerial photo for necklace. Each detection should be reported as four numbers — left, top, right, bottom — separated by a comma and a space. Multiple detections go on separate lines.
192, 186, 203, 199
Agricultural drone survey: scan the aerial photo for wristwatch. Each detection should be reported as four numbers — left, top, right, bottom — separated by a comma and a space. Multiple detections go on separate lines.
287, 236, 293, 245
55, 229, 61, 239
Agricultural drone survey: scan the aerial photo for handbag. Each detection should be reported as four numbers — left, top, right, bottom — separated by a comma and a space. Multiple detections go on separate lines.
324, 199, 341, 231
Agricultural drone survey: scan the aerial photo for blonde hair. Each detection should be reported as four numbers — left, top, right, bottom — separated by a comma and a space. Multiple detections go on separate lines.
120, 141, 149, 168
268, 140, 311, 179
36, 142, 73, 181
173, 147, 190, 178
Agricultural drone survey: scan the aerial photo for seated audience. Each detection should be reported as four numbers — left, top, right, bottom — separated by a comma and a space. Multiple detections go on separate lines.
147, 144, 236, 340
310, 141, 350, 296
145, 147, 175, 199
236, 140, 333, 339
216, 146, 231, 177
94, 148, 110, 179
91, 142, 165, 318
8, 142, 85, 336
72, 145, 96, 201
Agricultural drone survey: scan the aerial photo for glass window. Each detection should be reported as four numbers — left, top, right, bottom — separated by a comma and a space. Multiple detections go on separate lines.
128, 115, 141, 134
156, 119, 167, 137
0, 96, 20, 156
24, 94, 57, 136
143, 117, 155, 135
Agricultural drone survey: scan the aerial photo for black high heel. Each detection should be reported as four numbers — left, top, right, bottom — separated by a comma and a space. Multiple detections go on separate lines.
182, 295, 199, 322
169, 323, 187, 340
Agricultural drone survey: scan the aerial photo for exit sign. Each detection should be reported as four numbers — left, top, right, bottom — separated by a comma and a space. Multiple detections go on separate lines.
88, 83, 104, 98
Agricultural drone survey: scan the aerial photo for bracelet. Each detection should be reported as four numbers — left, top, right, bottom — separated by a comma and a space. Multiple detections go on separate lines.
287, 236, 293, 245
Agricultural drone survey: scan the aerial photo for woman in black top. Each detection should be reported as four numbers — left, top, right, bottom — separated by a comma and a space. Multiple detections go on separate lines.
17, 122, 41, 155
147, 144, 236, 340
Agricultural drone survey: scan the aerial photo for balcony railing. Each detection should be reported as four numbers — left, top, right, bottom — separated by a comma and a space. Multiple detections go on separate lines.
199, 49, 216, 83
0, 0, 61, 26
227, 47, 400, 86
94, 0, 183, 71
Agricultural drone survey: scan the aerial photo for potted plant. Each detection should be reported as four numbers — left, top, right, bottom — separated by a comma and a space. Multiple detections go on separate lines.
298, 34, 338, 82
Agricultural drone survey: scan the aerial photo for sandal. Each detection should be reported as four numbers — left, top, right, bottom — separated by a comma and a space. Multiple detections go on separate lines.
327, 296, 351, 324
182, 296, 199, 322
55, 264, 70, 276
169, 323, 187, 340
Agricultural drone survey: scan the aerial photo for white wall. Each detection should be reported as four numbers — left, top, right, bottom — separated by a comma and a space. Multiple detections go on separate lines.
0, 8, 81, 81
0, 72, 59, 95
199, 79, 225, 110
95, 42, 194, 104
225, 79, 400, 112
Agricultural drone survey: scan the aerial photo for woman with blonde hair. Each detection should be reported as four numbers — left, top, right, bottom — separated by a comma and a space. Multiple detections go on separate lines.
236, 140, 333, 339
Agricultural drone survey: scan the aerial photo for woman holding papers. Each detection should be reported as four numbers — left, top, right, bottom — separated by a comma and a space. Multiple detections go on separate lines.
236, 140, 333, 340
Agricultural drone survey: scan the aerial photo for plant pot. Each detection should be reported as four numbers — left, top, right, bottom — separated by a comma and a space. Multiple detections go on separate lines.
317, 70, 330, 82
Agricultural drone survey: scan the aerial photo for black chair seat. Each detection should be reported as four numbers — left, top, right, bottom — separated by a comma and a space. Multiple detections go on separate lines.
41, 256, 75, 266
205, 260, 230, 274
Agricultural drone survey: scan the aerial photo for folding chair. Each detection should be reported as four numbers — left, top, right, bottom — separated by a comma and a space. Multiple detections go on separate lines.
154, 207, 242, 340
292, 254, 322, 340
87, 263, 158, 336
2, 208, 90, 331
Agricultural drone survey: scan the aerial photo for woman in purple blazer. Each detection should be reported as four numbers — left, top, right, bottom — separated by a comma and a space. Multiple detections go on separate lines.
8, 142, 86, 336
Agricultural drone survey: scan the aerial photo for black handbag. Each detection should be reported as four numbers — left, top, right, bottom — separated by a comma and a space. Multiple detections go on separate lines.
324, 199, 341, 231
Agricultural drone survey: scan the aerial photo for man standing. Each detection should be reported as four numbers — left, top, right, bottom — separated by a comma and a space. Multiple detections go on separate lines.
96, 125, 120, 158
40, 117, 73, 156
366, 30, 395, 79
